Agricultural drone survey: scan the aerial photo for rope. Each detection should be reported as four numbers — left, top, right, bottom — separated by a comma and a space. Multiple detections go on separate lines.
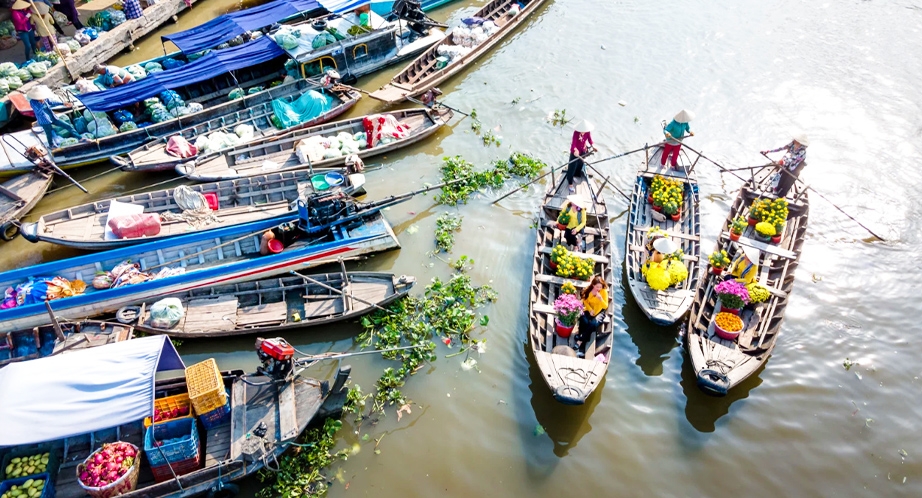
45, 164, 122, 194
160, 186, 221, 228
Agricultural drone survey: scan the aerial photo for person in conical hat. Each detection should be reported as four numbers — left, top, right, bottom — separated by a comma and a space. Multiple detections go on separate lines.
27, 85, 83, 148
566, 119, 597, 193
31, 2, 56, 52
727, 244, 760, 285
661, 109, 695, 169
761, 132, 809, 197
11, 0, 37, 61
558, 193, 590, 249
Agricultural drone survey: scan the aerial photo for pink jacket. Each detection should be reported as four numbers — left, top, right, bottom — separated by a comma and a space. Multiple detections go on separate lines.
11, 9, 33, 32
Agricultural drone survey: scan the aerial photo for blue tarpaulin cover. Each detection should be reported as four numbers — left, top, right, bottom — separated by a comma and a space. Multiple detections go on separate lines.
162, 0, 322, 55
0, 336, 185, 446
320, 0, 373, 15
77, 37, 287, 113
272, 89, 335, 128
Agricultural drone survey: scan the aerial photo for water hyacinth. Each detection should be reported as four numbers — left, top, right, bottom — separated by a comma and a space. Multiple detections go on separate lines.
714, 279, 750, 309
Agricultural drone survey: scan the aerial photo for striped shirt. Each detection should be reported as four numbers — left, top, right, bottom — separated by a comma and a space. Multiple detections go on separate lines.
29, 98, 62, 127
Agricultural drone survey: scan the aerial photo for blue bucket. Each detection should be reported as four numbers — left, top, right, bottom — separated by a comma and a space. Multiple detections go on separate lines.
325, 172, 345, 187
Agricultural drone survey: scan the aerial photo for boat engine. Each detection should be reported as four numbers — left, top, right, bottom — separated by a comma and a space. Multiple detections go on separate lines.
392, 0, 446, 36
255, 337, 296, 381
298, 190, 357, 233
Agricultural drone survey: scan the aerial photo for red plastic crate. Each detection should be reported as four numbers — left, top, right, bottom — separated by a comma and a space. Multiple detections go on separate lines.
149, 454, 201, 483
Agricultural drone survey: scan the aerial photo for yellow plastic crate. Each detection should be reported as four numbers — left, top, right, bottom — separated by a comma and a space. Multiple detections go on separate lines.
185, 359, 227, 415
143, 393, 193, 428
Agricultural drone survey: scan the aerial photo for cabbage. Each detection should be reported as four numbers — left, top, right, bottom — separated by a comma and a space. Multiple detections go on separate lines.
5, 76, 21, 90
247, 86, 264, 95
143, 62, 163, 73
0, 62, 16, 77
27, 62, 48, 78
227, 88, 244, 100
15, 69, 31, 82
119, 121, 138, 132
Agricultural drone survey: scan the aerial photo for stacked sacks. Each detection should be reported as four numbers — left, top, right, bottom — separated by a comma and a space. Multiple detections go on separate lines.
193, 125, 256, 155
161, 57, 185, 70
125, 64, 147, 80
295, 131, 368, 164
83, 109, 117, 138
143, 61, 163, 73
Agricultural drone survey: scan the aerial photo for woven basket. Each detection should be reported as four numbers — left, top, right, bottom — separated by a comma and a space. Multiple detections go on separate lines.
76, 443, 140, 498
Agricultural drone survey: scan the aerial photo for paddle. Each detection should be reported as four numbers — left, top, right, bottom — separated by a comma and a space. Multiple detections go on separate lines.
404, 96, 473, 118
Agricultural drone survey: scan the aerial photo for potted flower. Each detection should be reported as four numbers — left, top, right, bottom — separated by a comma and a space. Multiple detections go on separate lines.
556, 252, 575, 278
664, 201, 680, 222
754, 221, 775, 242
573, 257, 593, 281
652, 190, 664, 212
550, 244, 568, 271
556, 211, 571, 230
714, 311, 744, 340
745, 282, 770, 305
708, 250, 730, 275
552, 293, 583, 338
561, 281, 578, 295
714, 279, 750, 314
729, 216, 746, 241
748, 199, 767, 225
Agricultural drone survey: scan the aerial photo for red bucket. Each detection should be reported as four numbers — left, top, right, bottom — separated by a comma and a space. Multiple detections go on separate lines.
268, 239, 284, 254
202, 192, 219, 211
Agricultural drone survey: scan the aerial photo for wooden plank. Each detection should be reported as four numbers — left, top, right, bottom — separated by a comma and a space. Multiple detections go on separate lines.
533, 303, 556, 315
278, 381, 299, 442
237, 302, 288, 326
182, 296, 239, 333
726, 232, 797, 259
303, 298, 344, 318
538, 246, 609, 264
534, 273, 590, 288
230, 378, 247, 460
204, 424, 232, 467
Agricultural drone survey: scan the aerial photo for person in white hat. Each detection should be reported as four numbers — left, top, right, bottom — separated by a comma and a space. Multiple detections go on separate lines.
727, 244, 760, 285
661, 109, 695, 169
761, 133, 809, 197
566, 120, 597, 193
558, 193, 590, 249
27, 85, 82, 147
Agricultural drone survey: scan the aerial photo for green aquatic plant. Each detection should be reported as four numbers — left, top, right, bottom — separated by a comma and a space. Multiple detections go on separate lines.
434, 213, 463, 252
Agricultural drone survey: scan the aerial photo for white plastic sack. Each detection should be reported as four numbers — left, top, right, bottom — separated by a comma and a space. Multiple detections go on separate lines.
234, 124, 254, 141
149, 297, 184, 329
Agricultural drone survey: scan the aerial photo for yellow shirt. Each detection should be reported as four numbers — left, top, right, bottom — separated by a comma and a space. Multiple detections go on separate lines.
559, 201, 587, 232
582, 288, 609, 316
729, 255, 758, 285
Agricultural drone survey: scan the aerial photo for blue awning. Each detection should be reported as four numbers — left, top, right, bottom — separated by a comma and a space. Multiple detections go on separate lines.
77, 37, 287, 113
0, 336, 185, 446
319, 0, 372, 14
162, 0, 323, 55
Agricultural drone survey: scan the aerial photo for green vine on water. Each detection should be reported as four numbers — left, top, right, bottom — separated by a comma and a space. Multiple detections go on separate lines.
256, 418, 349, 498
434, 213, 463, 252
435, 153, 547, 205
549, 108, 571, 127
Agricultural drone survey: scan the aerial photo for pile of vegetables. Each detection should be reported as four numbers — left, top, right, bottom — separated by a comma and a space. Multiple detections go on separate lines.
0, 478, 45, 498
4, 453, 50, 478
0, 61, 53, 98
77, 442, 138, 490
152, 405, 191, 424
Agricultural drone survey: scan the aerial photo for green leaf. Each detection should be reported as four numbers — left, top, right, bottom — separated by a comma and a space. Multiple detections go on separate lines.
480, 315, 490, 326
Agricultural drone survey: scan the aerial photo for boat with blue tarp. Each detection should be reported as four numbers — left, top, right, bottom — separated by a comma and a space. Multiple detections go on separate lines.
0, 334, 351, 497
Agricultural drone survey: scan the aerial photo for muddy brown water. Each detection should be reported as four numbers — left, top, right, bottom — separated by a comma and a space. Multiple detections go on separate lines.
3, 0, 921, 496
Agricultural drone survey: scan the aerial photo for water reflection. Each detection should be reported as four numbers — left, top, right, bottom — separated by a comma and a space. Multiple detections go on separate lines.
679, 352, 764, 433
524, 344, 603, 459
619, 269, 681, 377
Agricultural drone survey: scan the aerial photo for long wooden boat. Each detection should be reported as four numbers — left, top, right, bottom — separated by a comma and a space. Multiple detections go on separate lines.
114, 88, 360, 173
0, 336, 351, 498
685, 164, 809, 396
370, 0, 548, 103
528, 172, 615, 405
20, 169, 366, 250
0, 320, 133, 368
0, 165, 55, 241
131, 271, 416, 338
179, 107, 452, 181
0, 198, 402, 333
624, 144, 701, 325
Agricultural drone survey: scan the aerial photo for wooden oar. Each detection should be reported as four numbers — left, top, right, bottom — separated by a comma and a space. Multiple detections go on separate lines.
289, 270, 396, 315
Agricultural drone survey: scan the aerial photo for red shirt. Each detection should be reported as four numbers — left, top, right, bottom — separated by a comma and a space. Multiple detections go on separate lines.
570, 131, 594, 155
11, 9, 32, 32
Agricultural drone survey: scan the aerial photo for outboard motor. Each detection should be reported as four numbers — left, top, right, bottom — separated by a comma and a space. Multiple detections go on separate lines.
297, 190, 356, 233
392, 0, 446, 36
255, 337, 296, 381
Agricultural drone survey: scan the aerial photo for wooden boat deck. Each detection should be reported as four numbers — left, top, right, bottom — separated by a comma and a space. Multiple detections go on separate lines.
685, 165, 809, 395
185, 108, 445, 181
528, 174, 615, 404
0, 168, 53, 227
0, 321, 133, 367
624, 146, 701, 325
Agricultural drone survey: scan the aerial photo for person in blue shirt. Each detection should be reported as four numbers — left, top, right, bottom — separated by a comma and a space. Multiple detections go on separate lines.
661, 109, 694, 168
27, 85, 83, 148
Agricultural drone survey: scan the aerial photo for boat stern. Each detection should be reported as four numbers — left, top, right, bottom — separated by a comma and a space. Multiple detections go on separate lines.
553, 385, 588, 405
696, 368, 730, 397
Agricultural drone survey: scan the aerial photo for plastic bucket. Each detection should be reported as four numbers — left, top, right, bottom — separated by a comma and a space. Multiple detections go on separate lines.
435, 56, 449, 69
324, 172, 345, 187
202, 192, 219, 211
268, 239, 284, 254
311, 174, 330, 191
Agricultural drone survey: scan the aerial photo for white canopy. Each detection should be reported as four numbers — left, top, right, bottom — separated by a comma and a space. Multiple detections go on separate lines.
0, 335, 185, 446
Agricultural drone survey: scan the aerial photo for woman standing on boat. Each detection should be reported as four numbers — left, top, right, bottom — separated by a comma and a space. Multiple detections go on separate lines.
661, 110, 694, 168
762, 133, 808, 197
27, 86, 82, 147
574, 275, 609, 357
566, 120, 596, 194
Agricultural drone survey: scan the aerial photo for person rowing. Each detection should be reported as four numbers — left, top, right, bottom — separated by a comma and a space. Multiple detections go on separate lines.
762, 133, 809, 197
566, 120, 597, 194
661, 109, 695, 169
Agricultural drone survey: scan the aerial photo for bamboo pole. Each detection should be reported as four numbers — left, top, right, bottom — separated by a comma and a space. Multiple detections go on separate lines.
27, 0, 77, 80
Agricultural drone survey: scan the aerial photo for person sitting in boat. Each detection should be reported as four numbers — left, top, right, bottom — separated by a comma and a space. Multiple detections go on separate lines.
645, 232, 674, 263
27, 85, 84, 148
566, 120, 596, 194
420, 87, 443, 108
727, 244, 760, 285
260, 221, 301, 255
661, 110, 695, 169
761, 133, 808, 197
574, 274, 609, 357
95, 64, 135, 88
558, 194, 589, 250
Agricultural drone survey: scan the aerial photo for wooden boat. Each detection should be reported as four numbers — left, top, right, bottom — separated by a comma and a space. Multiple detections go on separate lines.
0, 165, 55, 242
20, 169, 366, 250
179, 107, 452, 181
130, 271, 416, 338
0, 335, 350, 498
370, 0, 548, 104
624, 144, 702, 325
685, 164, 809, 396
528, 171, 615, 405
0, 190, 408, 333
114, 88, 360, 173
0, 320, 133, 368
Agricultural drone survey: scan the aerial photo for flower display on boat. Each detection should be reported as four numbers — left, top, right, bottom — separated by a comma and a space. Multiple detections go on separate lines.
708, 250, 731, 268
715, 279, 750, 310
730, 216, 747, 235
755, 221, 776, 238
763, 198, 788, 233
644, 261, 671, 291
555, 251, 593, 280
668, 260, 689, 285
557, 211, 571, 226
746, 282, 770, 304
715, 312, 743, 332
550, 244, 568, 264
748, 198, 771, 221
553, 293, 583, 327
560, 281, 578, 295
650, 175, 683, 209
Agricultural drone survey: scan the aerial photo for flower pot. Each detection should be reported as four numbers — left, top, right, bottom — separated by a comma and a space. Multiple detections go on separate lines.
748, 216, 758, 226
755, 233, 772, 243
714, 321, 742, 340
771, 234, 782, 244
556, 222, 567, 230
555, 319, 575, 338
549, 260, 558, 271
729, 231, 741, 241
721, 306, 740, 315
670, 212, 680, 222
647, 193, 654, 204
710, 265, 723, 275
652, 204, 663, 213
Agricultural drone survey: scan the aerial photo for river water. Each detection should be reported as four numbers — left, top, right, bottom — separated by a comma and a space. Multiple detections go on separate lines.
4, 0, 922, 495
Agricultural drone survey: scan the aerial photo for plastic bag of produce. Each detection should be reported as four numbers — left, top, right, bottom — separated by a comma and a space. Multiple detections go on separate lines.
108, 213, 161, 239
113, 110, 134, 125
161, 57, 185, 70
59, 137, 79, 147
0, 79, 10, 95
6, 76, 21, 90
15, 68, 32, 82
234, 124, 254, 141
227, 35, 245, 47
227, 88, 244, 100
311, 32, 336, 49
0, 20, 13, 37
74, 32, 91, 45
273, 32, 299, 50
194, 135, 212, 154
83, 109, 109, 122
92, 272, 113, 290
151, 109, 172, 123
74, 116, 87, 133
125, 64, 147, 80
149, 297, 184, 329
326, 27, 346, 41
160, 90, 183, 108
169, 106, 191, 117
0, 62, 16, 77
186, 102, 203, 113
143, 61, 163, 73
247, 86, 264, 95
119, 121, 138, 132
27, 62, 48, 78
52, 124, 74, 138
322, 148, 342, 160
92, 119, 117, 138
76, 78, 103, 93
108, 8, 126, 26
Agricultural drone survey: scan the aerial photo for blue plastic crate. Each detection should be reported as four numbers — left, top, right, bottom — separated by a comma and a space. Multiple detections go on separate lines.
0, 472, 55, 498
199, 401, 230, 430
143, 418, 199, 467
